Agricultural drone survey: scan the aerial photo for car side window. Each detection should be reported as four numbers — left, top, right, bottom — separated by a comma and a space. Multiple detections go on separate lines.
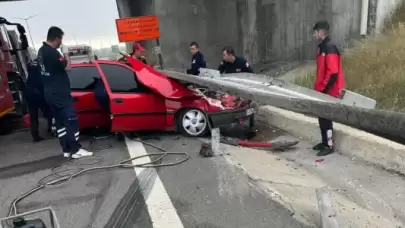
99, 63, 139, 93
68, 66, 101, 91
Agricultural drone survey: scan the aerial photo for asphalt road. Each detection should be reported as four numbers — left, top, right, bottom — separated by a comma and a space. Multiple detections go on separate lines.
0, 128, 309, 228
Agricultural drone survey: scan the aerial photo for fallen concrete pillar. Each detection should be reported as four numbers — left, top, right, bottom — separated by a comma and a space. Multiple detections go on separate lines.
161, 70, 405, 139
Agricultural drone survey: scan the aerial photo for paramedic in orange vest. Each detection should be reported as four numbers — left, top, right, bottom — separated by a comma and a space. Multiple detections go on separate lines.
312, 21, 345, 157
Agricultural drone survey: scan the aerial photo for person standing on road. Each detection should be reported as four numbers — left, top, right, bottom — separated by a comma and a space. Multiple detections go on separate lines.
37, 26, 93, 159
218, 46, 254, 74
186, 42, 206, 75
312, 21, 345, 157
26, 58, 53, 142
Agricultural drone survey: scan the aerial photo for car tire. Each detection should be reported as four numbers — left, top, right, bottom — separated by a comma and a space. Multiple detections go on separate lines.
0, 116, 13, 135
177, 108, 209, 137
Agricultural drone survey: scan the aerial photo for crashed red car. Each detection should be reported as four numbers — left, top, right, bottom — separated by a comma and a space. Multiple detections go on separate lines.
26, 57, 255, 137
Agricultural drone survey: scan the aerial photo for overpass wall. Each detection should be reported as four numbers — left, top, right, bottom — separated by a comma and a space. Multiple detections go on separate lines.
115, 0, 396, 69
375, 0, 403, 32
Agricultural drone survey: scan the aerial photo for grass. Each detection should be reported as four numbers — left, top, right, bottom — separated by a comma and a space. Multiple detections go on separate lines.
294, 0, 405, 112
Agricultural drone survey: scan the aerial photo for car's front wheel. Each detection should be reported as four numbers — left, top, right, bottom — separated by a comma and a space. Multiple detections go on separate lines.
177, 109, 209, 137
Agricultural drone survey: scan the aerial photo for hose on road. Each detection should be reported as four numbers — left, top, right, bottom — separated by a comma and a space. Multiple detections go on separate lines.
6, 136, 189, 218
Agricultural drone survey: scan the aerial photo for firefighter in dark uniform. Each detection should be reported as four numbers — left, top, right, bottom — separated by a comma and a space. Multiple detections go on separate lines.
218, 46, 254, 74
26, 59, 52, 142
186, 42, 206, 75
37, 26, 93, 159
312, 21, 345, 157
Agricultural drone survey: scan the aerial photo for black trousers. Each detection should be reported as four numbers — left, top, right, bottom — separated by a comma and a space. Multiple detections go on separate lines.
318, 118, 334, 148
26, 93, 52, 139
46, 94, 82, 154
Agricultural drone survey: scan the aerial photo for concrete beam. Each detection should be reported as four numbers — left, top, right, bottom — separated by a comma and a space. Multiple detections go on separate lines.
161, 70, 405, 140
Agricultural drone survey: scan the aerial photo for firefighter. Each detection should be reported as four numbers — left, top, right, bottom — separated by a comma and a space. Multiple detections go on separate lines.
218, 46, 254, 74
26, 59, 52, 142
131, 43, 147, 64
312, 21, 345, 157
186, 42, 206, 75
37, 26, 93, 159
118, 43, 147, 64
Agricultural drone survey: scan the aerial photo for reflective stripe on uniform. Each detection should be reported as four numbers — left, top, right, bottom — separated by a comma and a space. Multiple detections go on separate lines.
57, 128, 66, 133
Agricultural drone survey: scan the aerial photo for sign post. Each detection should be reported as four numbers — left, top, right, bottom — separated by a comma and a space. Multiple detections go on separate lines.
115, 15, 164, 69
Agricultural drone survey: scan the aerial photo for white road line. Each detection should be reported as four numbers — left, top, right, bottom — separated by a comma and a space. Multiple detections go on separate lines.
125, 138, 185, 228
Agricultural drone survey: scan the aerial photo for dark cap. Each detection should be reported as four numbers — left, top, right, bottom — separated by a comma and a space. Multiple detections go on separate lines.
313, 21, 330, 31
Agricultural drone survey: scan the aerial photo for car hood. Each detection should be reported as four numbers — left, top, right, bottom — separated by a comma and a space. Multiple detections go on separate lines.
124, 56, 199, 99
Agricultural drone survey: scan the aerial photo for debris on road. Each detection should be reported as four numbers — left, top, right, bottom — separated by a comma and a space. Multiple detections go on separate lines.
220, 137, 298, 150
316, 159, 325, 165
200, 126, 299, 158
199, 143, 214, 157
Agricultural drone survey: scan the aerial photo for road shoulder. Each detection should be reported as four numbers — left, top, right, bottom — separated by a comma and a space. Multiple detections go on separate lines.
220, 137, 405, 227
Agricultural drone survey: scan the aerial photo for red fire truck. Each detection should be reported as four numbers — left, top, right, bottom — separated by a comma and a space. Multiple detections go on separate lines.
0, 17, 30, 133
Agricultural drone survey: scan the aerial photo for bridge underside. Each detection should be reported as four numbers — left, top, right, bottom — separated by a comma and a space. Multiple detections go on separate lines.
115, 0, 363, 70
115, 0, 250, 69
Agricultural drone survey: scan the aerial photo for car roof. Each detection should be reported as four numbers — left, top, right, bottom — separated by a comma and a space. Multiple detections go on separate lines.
71, 60, 123, 67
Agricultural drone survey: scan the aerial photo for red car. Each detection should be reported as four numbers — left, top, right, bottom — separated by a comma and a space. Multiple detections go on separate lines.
26, 57, 255, 137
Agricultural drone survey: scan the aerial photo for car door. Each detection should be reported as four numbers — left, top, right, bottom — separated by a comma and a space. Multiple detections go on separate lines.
95, 61, 167, 132
67, 64, 110, 129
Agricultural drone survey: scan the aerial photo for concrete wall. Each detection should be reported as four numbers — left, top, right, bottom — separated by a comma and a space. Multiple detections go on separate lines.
256, 0, 362, 61
115, 0, 397, 69
375, 0, 403, 32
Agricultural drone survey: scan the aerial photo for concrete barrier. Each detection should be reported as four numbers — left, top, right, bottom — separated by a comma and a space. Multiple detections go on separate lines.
257, 105, 405, 174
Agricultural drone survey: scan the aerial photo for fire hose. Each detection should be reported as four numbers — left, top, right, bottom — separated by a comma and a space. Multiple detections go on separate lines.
3, 136, 189, 228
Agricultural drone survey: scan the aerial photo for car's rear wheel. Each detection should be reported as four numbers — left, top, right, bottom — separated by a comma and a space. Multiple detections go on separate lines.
177, 109, 209, 137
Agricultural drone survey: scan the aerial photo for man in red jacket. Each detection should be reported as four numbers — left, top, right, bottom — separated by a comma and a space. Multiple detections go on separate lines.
312, 21, 345, 157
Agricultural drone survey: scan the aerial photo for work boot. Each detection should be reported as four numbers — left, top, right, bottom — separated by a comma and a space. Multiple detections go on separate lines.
71, 148, 94, 159
312, 143, 325, 151
316, 147, 334, 157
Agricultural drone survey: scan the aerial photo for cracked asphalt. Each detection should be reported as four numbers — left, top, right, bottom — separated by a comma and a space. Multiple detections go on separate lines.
0, 124, 309, 228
